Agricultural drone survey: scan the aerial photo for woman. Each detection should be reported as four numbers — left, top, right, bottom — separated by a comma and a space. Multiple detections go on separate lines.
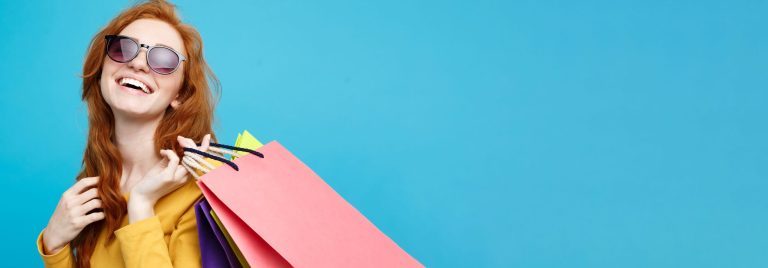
36, 0, 217, 267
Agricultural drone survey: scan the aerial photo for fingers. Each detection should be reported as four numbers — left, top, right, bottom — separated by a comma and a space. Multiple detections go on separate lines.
174, 162, 190, 180
177, 134, 211, 151
73, 188, 99, 205
200, 134, 211, 152
75, 212, 105, 229
75, 198, 102, 215
161, 149, 192, 184
177, 135, 197, 149
176, 133, 212, 180
160, 149, 180, 172
65, 177, 99, 197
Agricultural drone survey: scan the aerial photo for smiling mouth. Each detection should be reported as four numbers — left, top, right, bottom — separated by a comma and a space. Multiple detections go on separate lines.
117, 77, 153, 94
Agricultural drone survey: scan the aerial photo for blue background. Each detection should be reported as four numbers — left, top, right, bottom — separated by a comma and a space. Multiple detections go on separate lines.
1, 0, 766, 267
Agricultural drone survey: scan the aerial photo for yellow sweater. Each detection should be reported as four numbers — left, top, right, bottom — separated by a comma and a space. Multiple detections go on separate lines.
36, 178, 203, 267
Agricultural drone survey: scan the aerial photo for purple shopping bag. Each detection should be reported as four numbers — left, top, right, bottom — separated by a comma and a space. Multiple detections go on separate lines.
195, 198, 242, 268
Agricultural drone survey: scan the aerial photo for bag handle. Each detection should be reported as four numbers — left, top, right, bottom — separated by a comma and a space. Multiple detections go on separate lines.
181, 142, 264, 178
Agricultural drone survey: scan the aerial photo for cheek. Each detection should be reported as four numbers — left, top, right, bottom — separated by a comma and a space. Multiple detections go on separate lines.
100, 60, 118, 86
102, 58, 120, 73
156, 72, 184, 98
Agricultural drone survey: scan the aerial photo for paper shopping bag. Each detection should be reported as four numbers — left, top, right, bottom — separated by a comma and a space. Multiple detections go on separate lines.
195, 198, 242, 268
193, 131, 262, 268
209, 209, 250, 267
191, 141, 423, 268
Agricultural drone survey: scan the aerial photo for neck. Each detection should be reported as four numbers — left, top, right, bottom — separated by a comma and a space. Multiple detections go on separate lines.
114, 113, 163, 192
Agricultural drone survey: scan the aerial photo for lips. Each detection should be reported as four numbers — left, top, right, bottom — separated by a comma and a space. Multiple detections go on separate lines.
115, 76, 154, 94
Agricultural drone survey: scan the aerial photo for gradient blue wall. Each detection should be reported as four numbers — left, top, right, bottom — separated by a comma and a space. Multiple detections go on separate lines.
0, 0, 766, 267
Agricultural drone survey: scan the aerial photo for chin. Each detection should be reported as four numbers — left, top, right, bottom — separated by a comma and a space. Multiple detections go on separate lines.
107, 95, 166, 120
113, 105, 165, 119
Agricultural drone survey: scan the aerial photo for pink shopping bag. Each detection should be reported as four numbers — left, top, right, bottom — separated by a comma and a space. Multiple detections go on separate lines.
192, 141, 423, 268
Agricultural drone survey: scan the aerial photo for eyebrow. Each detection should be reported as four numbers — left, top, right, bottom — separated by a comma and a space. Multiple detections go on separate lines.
123, 35, 174, 48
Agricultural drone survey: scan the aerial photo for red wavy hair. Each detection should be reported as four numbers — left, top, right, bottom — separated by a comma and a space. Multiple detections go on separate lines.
72, 0, 219, 267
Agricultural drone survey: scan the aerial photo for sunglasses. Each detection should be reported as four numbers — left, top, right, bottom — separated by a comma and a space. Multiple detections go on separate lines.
104, 35, 186, 75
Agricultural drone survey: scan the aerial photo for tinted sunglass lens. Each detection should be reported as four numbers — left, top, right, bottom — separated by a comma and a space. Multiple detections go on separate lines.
107, 37, 138, 62
148, 47, 180, 74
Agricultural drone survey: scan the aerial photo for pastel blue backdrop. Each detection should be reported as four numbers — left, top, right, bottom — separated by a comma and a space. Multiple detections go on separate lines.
1, 0, 765, 267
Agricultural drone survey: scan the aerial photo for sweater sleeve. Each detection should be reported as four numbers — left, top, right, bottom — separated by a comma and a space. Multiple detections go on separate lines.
114, 204, 201, 268
36, 230, 75, 268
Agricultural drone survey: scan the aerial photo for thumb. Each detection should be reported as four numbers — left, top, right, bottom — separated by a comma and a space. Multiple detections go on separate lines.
177, 135, 197, 149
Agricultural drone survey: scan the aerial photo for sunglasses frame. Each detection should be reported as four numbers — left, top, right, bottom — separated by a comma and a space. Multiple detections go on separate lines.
104, 35, 187, 75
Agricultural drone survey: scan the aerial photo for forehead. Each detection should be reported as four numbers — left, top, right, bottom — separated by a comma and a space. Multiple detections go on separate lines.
118, 18, 184, 52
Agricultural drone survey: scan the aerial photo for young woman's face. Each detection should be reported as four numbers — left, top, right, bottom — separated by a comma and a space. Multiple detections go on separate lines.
100, 18, 186, 119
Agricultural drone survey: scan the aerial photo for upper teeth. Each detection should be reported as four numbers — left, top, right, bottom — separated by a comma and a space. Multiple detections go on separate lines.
120, 77, 150, 94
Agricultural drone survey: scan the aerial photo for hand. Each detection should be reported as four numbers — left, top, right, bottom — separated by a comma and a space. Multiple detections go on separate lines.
42, 177, 104, 255
127, 134, 211, 222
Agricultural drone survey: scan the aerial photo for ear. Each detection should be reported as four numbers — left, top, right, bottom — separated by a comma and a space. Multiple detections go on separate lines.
170, 94, 182, 109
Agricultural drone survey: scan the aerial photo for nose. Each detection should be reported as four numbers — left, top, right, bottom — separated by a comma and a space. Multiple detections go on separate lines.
126, 45, 151, 74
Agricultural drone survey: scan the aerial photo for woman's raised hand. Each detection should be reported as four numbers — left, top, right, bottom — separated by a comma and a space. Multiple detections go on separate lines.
42, 176, 104, 255
127, 134, 211, 223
